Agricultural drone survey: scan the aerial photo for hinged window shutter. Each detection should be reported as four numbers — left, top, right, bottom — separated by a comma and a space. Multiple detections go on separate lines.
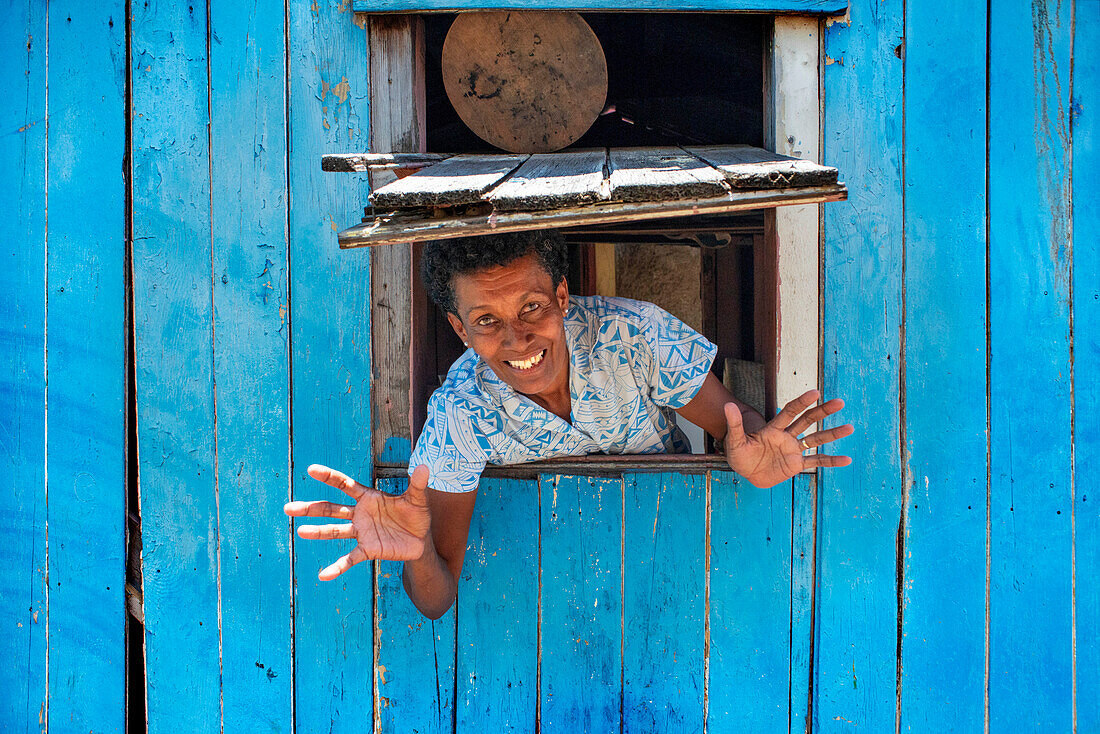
331, 145, 845, 248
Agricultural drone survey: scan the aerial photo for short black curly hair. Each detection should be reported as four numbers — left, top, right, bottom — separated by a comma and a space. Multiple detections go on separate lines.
420, 230, 568, 316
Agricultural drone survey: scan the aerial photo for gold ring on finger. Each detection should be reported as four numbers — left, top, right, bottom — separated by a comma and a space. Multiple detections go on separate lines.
799, 437, 811, 451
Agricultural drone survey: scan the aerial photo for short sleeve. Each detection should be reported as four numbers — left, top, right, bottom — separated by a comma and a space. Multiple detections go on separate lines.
638, 302, 718, 409
407, 391, 488, 493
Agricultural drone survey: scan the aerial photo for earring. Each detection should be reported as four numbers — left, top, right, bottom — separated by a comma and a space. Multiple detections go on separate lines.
463, 342, 469, 347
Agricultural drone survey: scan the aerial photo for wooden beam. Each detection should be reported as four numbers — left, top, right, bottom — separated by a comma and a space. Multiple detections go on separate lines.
322, 151, 451, 172
769, 16, 821, 416
372, 456, 820, 479
341, 184, 846, 247
368, 15, 426, 462
768, 20, 822, 732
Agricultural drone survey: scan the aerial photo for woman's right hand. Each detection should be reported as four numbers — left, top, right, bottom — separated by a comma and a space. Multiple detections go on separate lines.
284, 464, 433, 580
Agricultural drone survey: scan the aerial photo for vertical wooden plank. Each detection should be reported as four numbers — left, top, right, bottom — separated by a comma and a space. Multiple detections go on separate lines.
988, 0, 1074, 729
368, 15, 425, 461
0, 1, 48, 729
130, 0, 221, 730
374, 475, 456, 734
623, 472, 706, 733
208, 0, 292, 730
539, 475, 623, 732
818, 0, 905, 729
789, 473, 816, 734
456, 477, 539, 733
707, 472, 792, 732
771, 16, 821, 412
287, 2, 375, 732
754, 226, 778, 416
900, 0, 988, 729
45, 3, 127, 731
363, 28, 445, 727
594, 243, 617, 296
1073, 3, 1100, 729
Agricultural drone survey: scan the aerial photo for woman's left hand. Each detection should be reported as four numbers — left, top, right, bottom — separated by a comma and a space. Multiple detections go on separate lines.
722, 389, 853, 488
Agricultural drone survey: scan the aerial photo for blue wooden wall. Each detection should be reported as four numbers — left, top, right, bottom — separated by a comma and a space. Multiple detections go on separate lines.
2, 1, 128, 731
2, 0, 1097, 731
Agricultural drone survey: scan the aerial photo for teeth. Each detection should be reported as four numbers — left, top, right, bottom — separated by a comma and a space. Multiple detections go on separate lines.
507, 349, 545, 370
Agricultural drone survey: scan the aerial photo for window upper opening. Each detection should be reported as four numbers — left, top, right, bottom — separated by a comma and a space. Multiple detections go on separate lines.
425, 12, 766, 152
329, 12, 845, 249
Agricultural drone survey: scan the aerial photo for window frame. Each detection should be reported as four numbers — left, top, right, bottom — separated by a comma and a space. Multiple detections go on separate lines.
352, 0, 847, 13
363, 12, 823, 472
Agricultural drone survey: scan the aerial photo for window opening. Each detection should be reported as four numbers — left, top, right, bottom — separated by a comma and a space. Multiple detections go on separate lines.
423, 13, 765, 152
408, 13, 777, 453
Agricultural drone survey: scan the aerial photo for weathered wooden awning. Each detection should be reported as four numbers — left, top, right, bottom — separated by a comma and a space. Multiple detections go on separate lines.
331, 145, 846, 248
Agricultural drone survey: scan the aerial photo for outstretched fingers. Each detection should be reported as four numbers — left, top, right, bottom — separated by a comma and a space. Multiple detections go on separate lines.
283, 500, 354, 519
797, 423, 855, 450
802, 453, 853, 468
768, 389, 821, 432
318, 546, 367, 581
296, 523, 356, 541
307, 463, 366, 500
787, 398, 846, 437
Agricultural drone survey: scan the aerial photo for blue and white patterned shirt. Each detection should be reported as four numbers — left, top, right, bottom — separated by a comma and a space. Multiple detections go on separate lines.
408, 295, 718, 493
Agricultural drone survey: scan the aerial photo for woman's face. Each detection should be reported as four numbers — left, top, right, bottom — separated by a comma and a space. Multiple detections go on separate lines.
447, 253, 570, 402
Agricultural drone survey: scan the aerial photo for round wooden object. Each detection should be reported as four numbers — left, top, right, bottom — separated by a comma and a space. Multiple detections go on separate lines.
442, 11, 608, 153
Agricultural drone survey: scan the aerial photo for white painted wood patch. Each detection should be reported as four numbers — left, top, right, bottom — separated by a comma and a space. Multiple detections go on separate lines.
772, 16, 821, 424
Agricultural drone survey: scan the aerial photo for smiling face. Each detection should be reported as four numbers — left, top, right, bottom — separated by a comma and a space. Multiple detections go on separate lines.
446, 253, 571, 416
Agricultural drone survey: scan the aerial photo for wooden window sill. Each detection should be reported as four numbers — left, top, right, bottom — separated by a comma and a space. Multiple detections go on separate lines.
375, 454, 817, 479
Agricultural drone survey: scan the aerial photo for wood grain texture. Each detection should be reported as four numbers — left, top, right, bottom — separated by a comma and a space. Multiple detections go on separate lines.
900, 0, 988, 728
370, 152, 528, 208
442, 11, 607, 153
130, 1, 221, 729
706, 472, 792, 732
988, 0, 1074, 728
486, 149, 609, 211
456, 478, 539, 733
622, 473, 706, 733
770, 17, 821, 411
0, 1, 48, 728
208, 0, 293, 729
45, 3, 127, 731
374, 477, 456, 734
789, 473, 816, 734
368, 15, 425, 463
754, 227, 778, 416
687, 144, 838, 189
539, 475, 623, 732
373, 455, 735, 479
287, 2, 375, 731
608, 147, 730, 202
1074, 3, 1099, 729
352, 0, 849, 12
817, 0, 905, 729
343, 185, 847, 248
323, 152, 449, 172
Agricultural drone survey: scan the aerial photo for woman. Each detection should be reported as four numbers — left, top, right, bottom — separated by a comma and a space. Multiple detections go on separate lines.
285, 231, 852, 619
